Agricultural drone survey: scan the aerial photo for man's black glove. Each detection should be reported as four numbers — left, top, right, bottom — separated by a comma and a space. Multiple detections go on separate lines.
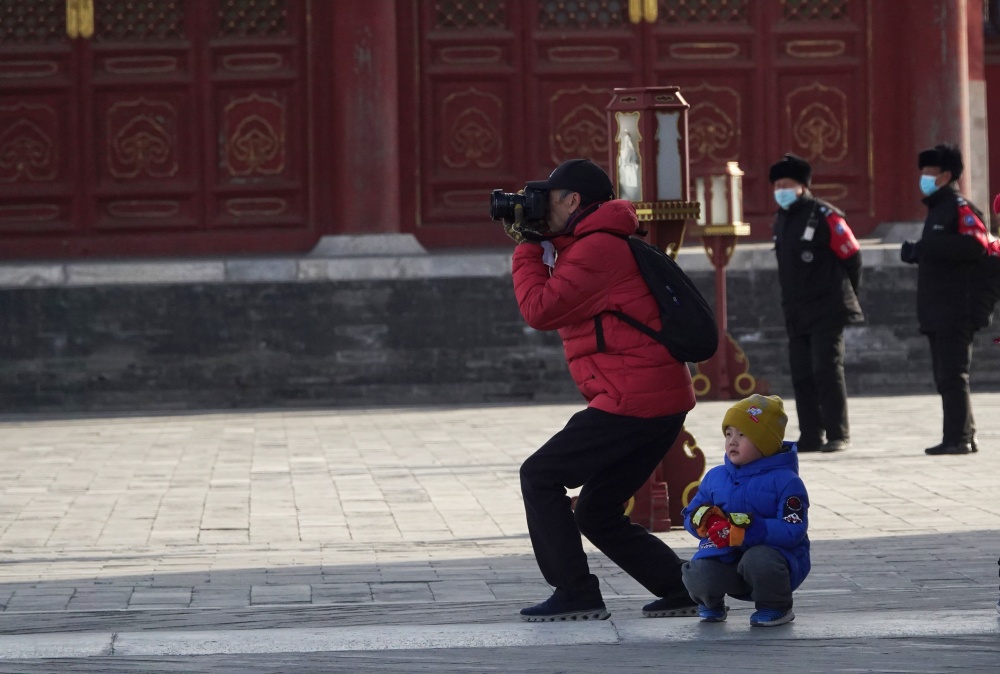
900, 240, 920, 264
503, 197, 549, 244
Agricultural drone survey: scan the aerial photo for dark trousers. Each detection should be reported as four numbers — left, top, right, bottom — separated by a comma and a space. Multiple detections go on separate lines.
519, 407, 688, 602
927, 327, 975, 444
787, 327, 849, 445
682, 546, 793, 611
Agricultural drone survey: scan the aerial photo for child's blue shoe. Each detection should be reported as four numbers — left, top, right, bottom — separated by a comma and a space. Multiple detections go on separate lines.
697, 604, 728, 622
750, 607, 794, 626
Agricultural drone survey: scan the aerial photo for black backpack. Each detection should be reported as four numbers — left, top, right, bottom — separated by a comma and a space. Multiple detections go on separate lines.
599, 234, 719, 363
971, 249, 1000, 329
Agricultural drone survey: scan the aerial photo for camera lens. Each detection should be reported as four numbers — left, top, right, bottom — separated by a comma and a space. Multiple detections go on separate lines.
490, 189, 516, 222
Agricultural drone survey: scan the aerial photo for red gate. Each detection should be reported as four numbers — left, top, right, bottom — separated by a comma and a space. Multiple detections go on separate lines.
0, 0, 332, 258
399, 0, 872, 247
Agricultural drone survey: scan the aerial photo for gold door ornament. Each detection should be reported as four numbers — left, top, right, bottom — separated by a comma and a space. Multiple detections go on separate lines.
628, 0, 658, 23
66, 0, 94, 39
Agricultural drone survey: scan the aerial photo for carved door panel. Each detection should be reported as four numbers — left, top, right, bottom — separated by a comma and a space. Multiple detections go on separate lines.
86, 1, 200, 236
0, 0, 327, 258
0, 1, 79, 242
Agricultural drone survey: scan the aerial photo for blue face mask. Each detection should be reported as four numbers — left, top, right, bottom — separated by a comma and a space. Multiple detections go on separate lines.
774, 188, 799, 210
920, 174, 939, 196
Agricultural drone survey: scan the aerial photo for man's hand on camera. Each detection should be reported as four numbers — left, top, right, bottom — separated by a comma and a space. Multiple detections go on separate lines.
503, 204, 530, 244
504, 221, 529, 244
503, 202, 549, 244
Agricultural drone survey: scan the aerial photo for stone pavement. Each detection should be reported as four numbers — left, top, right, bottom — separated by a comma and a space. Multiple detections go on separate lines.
0, 393, 998, 672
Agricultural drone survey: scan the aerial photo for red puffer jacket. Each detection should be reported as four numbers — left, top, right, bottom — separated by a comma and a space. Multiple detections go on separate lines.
512, 199, 696, 418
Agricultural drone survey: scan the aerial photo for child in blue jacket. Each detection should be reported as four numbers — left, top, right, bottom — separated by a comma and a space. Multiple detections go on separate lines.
681, 394, 810, 627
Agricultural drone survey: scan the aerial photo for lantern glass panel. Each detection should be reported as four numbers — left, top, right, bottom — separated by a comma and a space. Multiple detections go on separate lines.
615, 111, 642, 202
710, 175, 727, 224
694, 177, 707, 225
730, 174, 743, 224
655, 111, 682, 200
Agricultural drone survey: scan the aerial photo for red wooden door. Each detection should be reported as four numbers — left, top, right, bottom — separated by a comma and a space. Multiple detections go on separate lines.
400, 0, 873, 247
399, 0, 647, 248
0, 0, 330, 259
647, 0, 871, 238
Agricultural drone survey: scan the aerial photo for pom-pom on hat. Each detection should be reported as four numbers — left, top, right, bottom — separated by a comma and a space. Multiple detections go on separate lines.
722, 394, 788, 458
768, 154, 812, 186
918, 143, 964, 181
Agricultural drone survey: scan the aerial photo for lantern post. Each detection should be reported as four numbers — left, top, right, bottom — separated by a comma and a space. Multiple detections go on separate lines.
604, 86, 706, 531
691, 162, 767, 401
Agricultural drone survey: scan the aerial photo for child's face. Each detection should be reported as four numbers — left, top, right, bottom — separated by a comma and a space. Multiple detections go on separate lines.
725, 426, 764, 466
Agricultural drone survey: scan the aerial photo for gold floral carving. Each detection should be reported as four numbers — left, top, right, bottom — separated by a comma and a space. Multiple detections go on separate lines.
786, 83, 847, 162
224, 93, 286, 176
550, 86, 609, 163
685, 84, 740, 164
108, 98, 178, 179
442, 88, 502, 169
0, 105, 57, 182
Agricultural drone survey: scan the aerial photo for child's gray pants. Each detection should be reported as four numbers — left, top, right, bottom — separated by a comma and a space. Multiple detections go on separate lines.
682, 545, 793, 611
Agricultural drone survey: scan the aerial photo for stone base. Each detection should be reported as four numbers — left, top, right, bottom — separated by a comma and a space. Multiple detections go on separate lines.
1, 245, 999, 413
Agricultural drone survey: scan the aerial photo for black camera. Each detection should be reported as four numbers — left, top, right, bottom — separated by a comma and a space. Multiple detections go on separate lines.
489, 187, 548, 223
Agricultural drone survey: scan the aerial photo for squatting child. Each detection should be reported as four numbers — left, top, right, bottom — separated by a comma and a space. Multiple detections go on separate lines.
681, 394, 810, 626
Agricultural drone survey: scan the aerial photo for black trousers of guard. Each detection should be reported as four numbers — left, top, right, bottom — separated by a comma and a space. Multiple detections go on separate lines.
787, 326, 849, 446
926, 326, 976, 445
519, 407, 689, 602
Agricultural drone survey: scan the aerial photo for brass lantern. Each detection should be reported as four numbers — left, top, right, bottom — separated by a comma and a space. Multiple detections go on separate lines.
606, 86, 700, 256
694, 161, 751, 235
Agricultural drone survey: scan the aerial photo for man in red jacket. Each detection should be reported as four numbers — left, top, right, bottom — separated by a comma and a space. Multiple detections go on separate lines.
508, 159, 699, 621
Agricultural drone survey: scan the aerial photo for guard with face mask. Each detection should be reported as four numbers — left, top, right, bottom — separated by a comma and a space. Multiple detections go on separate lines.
900, 144, 990, 456
769, 153, 863, 455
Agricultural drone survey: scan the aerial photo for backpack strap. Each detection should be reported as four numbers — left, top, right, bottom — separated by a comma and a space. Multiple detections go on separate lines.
593, 315, 606, 352
605, 309, 661, 343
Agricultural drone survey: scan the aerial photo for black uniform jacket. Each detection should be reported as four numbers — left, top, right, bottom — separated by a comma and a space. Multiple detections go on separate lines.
773, 193, 863, 336
916, 187, 988, 333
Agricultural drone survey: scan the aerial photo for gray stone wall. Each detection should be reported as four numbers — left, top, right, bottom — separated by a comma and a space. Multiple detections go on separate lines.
1, 242, 998, 413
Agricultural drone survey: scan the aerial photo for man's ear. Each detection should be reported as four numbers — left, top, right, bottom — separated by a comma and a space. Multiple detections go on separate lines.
569, 192, 582, 211
940, 170, 953, 186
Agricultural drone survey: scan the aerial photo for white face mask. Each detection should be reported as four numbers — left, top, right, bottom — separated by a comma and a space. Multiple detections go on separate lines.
774, 188, 799, 210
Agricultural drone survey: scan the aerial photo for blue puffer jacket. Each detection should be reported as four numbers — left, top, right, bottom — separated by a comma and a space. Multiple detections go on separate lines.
682, 441, 811, 590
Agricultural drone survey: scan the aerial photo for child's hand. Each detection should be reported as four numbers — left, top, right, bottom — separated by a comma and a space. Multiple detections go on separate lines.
693, 505, 728, 535
706, 518, 733, 548
706, 513, 750, 548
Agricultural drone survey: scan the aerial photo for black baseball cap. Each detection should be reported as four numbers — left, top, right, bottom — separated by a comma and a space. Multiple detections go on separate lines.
525, 159, 615, 203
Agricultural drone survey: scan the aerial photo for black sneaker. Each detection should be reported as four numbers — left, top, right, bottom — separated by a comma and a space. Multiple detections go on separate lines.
641, 595, 698, 617
795, 438, 824, 453
519, 594, 609, 622
925, 442, 973, 455
821, 439, 849, 453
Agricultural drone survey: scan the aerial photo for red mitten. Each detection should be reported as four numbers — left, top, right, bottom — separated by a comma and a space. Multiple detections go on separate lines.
706, 517, 732, 548
693, 506, 728, 537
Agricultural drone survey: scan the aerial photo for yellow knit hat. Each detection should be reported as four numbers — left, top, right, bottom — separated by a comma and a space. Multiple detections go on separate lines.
721, 394, 788, 457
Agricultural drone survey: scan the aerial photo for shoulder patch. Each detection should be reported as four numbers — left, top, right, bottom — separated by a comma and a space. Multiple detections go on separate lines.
782, 495, 805, 524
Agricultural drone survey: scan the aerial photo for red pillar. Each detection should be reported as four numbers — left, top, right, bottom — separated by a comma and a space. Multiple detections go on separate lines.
967, 0, 990, 210
330, 2, 401, 234
906, 0, 972, 194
